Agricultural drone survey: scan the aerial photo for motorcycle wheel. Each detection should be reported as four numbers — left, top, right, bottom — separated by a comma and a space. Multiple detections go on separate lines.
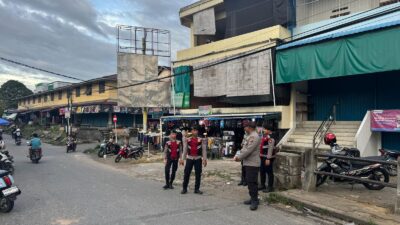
115, 154, 122, 163
6, 163, 14, 175
97, 149, 105, 158
0, 198, 14, 213
363, 168, 389, 190
138, 151, 143, 159
316, 164, 331, 187
385, 159, 397, 176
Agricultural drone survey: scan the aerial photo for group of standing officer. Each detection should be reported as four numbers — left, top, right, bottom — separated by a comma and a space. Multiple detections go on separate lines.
163, 126, 207, 195
162, 122, 276, 211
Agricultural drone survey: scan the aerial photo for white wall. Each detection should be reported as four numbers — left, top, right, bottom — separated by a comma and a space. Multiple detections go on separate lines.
355, 111, 382, 157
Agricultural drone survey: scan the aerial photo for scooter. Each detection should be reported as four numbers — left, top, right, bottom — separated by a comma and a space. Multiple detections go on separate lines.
14, 130, 22, 146
97, 139, 120, 157
66, 136, 77, 153
27, 141, 42, 164
0, 152, 14, 175
0, 170, 21, 213
115, 145, 144, 163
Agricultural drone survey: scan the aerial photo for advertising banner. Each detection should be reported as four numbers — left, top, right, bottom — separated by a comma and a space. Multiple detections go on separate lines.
371, 110, 400, 132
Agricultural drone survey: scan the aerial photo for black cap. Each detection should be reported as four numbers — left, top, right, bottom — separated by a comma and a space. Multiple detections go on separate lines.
245, 122, 256, 129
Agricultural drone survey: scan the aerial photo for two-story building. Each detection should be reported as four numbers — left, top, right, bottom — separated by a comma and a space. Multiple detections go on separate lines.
16, 75, 143, 128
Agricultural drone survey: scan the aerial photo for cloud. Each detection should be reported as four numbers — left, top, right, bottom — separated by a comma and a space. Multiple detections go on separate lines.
0, 0, 195, 89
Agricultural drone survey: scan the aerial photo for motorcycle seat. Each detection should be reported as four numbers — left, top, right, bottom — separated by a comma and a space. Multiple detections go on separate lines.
384, 149, 400, 155
0, 169, 9, 177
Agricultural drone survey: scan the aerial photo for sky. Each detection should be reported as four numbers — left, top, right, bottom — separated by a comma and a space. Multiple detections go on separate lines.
0, 0, 196, 90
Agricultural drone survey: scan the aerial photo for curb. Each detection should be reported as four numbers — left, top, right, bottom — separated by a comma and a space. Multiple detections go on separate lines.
266, 192, 376, 225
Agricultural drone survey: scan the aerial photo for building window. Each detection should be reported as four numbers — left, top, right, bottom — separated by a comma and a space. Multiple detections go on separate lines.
58, 91, 62, 100
27, 98, 30, 104
33, 97, 36, 104
99, 81, 105, 93
86, 84, 92, 96
76, 86, 80, 97
38, 96, 41, 103
50, 92, 55, 101
67, 89, 72, 98
44, 94, 48, 102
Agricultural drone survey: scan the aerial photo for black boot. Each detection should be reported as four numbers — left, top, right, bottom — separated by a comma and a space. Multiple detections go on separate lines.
194, 190, 203, 195
250, 200, 259, 211
243, 199, 252, 205
181, 189, 188, 194
169, 182, 174, 189
163, 184, 169, 190
263, 187, 274, 193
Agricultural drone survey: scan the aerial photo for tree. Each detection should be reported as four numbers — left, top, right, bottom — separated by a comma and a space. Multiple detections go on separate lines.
0, 80, 33, 113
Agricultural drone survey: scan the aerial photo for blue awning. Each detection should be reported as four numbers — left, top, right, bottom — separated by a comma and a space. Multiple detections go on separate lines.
277, 4, 400, 50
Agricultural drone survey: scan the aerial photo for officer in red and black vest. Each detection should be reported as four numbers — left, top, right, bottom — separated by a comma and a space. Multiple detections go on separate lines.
163, 130, 182, 190
180, 126, 207, 195
259, 125, 276, 193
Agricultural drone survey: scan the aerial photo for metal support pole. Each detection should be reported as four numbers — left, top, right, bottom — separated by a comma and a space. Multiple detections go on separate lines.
269, 50, 276, 107
395, 157, 400, 214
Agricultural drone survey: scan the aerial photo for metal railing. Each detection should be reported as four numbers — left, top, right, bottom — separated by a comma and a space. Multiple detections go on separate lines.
312, 103, 337, 151
303, 149, 400, 214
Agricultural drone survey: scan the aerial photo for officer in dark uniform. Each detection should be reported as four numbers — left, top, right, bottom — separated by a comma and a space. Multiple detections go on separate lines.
180, 126, 207, 195
259, 125, 276, 193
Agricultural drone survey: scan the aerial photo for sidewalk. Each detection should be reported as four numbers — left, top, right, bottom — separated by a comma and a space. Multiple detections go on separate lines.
268, 181, 400, 225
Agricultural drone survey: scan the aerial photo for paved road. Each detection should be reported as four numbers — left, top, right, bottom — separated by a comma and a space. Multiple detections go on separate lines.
0, 135, 321, 225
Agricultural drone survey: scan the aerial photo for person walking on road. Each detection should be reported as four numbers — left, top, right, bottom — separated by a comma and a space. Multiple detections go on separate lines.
180, 126, 207, 195
234, 122, 261, 211
259, 125, 276, 193
163, 130, 182, 190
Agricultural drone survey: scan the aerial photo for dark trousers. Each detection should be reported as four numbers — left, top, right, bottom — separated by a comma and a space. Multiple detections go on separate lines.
240, 161, 246, 183
260, 157, 274, 189
245, 166, 259, 201
182, 158, 202, 191
165, 159, 178, 185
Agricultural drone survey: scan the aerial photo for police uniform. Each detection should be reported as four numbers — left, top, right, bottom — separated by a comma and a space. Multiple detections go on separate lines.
164, 139, 182, 188
182, 136, 207, 193
259, 135, 276, 192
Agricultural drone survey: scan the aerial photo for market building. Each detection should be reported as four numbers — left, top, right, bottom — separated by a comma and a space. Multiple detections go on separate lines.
16, 74, 144, 128
276, 2, 400, 155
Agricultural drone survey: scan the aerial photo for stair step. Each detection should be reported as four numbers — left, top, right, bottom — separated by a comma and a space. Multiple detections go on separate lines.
293, 131, 357, 136
297, 124, 360, 129
287, 138, 355, 146
295, 128, 359, 132
300, 121, 361, 125
290, 134, 356, 142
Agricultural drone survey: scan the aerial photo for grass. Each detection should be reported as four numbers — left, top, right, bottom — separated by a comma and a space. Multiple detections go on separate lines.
205, 170, 234, 182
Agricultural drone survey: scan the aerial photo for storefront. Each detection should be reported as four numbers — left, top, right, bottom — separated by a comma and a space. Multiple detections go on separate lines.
160, 113, 280, 157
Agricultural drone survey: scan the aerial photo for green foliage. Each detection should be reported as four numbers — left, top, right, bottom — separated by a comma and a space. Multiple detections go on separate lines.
0, 80, 33, 113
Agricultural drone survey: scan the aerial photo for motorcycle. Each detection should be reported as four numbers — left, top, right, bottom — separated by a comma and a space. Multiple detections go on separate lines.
27, 141, 42, 164
97, 139, 120, 157
14, 130, 22, 146
0, 141, 12, 163
0, 170, 21, 213
377, 148, 399, 176
0, 152, 14, 175
115, 145, 144, 163
66, 136, 77, 153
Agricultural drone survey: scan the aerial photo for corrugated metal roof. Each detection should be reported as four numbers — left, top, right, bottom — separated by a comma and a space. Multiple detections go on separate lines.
277, 4, 400, 50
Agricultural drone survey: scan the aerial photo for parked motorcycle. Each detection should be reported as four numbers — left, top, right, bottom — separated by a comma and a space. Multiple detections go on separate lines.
0, 170, 21, 213
377, 148, 399, 176
97, 139, 120, 158
115, 145, 144, 163
317, 133, 390, 190
66, 136, 77, 153
27, 141, 42, 164
0, 152, 14, 175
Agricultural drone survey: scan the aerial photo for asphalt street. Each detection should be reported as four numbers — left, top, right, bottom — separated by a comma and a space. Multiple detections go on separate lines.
0, 135, 322, 225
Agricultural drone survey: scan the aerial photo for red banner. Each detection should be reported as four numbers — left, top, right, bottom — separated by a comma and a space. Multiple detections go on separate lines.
371, 110, 400, 132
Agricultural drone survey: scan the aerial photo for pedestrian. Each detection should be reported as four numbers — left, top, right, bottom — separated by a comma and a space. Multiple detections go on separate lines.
234, 122, 261, 211
163, 130, 182, 190
259, 124, 276, 193
180, 126, 207, 195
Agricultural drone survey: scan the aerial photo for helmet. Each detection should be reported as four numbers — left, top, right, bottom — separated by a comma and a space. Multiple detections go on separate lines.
324, 133, 337, 146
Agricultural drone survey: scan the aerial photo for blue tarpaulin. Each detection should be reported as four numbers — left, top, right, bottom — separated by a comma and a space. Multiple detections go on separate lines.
0, 118, 10, 126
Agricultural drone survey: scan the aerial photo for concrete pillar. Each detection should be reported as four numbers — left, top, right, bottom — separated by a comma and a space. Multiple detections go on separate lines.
108, 111, 112, 128
143, 107, 148, 131
395, 157, 400, 214
303, 148, 317, 192
274, 152, 302, 189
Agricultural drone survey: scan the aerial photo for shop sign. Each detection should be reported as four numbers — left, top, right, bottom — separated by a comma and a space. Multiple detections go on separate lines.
199, 105, 212, 116
371, 110, 400, 132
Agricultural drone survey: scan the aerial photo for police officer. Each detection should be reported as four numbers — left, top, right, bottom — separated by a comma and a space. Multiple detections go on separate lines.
234, 122, 261, 211
259, 125, 276, 193
163, 130, 182, 190
180, 126, 207, 195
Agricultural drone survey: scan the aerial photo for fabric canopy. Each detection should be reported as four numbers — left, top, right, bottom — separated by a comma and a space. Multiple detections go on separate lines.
276, 27, 400, 84
0, 118, 10, 126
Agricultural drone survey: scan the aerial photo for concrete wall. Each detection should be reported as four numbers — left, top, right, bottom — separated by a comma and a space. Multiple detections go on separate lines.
356, 111, 382, 157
